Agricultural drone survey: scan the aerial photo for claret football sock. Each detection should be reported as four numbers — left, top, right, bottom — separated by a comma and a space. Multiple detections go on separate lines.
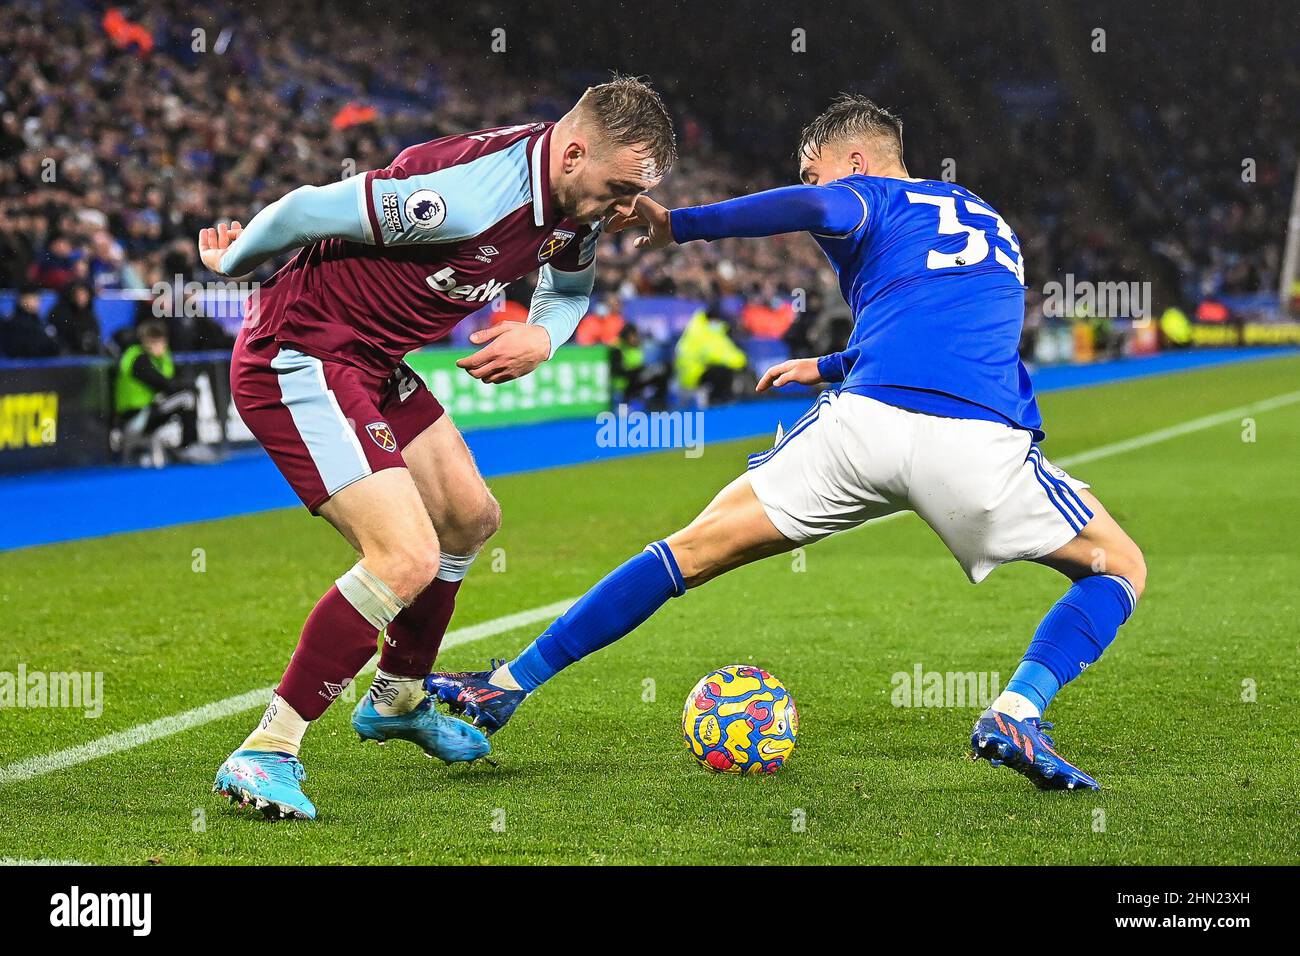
501, 541, 687, 692
1001, 574, 1137, 717
379, 551, 477, 679
275, 564, 405, 723
242, 693, 310, 756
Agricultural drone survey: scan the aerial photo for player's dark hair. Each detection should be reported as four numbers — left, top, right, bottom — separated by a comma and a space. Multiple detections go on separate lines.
797, 93, 904, 165
578, 74, 677, 176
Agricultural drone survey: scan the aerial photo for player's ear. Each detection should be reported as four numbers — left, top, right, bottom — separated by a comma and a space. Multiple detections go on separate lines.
563, 138, 588, 173
848, 150, 867, 175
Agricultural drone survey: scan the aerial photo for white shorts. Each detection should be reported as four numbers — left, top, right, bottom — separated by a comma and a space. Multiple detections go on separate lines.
746, 391, 1092, 583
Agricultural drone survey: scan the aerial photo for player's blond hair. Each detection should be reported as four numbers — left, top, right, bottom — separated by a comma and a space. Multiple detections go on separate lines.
797, 93, 905, 166
575, 74, 677, 176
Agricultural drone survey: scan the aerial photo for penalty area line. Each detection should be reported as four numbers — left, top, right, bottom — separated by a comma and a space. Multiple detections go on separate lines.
3, 387, 1298, 788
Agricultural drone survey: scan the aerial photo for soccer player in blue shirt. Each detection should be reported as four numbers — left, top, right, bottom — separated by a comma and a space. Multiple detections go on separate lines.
430, 95, 1146, 790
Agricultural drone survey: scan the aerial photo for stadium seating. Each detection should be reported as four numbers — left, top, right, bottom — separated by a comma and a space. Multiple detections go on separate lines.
1, 0, 1295, 365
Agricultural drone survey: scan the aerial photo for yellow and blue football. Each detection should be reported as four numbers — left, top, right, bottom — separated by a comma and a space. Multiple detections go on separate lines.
682, 664, 798, 774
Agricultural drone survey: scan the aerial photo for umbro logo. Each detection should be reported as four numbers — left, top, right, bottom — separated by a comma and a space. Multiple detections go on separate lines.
321, 678, 353, 700
475, 245, 499, 263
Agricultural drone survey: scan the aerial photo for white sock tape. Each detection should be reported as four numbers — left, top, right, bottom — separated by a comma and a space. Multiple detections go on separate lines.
336, 563, 407, 630
435, 551, 478, 583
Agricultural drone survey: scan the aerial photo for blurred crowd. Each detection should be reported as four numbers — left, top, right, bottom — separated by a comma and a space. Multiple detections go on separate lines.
1, 0, 1296, 362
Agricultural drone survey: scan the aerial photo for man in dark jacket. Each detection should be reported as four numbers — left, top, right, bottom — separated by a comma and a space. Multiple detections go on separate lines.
0, 284, 60, 358
49, 281, 104, 355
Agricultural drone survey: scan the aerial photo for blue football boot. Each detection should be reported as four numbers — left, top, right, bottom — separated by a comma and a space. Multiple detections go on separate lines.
971, 708, 1100, 791
425, 660, 529, 735
213, 749, 317, 820
351, 694, 490, 763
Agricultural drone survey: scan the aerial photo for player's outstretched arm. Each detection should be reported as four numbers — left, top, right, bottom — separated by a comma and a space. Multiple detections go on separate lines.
198, 179, 370, 277
606, 195, 675, 250
614, 184, 867, 251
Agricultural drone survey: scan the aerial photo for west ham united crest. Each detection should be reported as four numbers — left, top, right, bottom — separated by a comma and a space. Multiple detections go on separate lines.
538, 228, 576, 262
365, 421, 397, 452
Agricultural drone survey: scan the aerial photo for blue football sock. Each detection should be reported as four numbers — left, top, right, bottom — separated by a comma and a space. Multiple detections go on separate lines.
508, 541, 686, 692
1008, 574, 1137, 714
1004, 660, 1059, 715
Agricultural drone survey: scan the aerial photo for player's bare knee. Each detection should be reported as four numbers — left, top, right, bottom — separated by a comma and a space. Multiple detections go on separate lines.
441, 491, 500, 554
474, 492, 502, 547
404, 551, 441, 600
1094, 537, 1145, 599
373, 545, 440, 602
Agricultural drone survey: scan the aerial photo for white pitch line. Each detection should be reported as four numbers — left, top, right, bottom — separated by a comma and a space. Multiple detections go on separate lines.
0, 598, 574, 787
2, 387, 1297, 788
1053, 389, 1300, 469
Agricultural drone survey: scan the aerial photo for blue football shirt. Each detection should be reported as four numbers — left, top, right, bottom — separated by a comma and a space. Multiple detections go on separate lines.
672, 175, 1042, 439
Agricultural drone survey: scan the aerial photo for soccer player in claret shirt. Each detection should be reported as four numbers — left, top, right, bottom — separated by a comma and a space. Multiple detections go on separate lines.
430, 95, 1147, 792
201, 77, 676, 819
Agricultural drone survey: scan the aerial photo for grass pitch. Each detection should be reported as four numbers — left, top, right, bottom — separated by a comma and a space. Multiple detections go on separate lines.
1, 355, 1297, 865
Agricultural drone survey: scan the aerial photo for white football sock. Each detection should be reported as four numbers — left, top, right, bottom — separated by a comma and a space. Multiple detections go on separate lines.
489, 661, 523, 691
991, 690, 1041, 721
241, 694, 309, 756
368, 670, 426, 716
